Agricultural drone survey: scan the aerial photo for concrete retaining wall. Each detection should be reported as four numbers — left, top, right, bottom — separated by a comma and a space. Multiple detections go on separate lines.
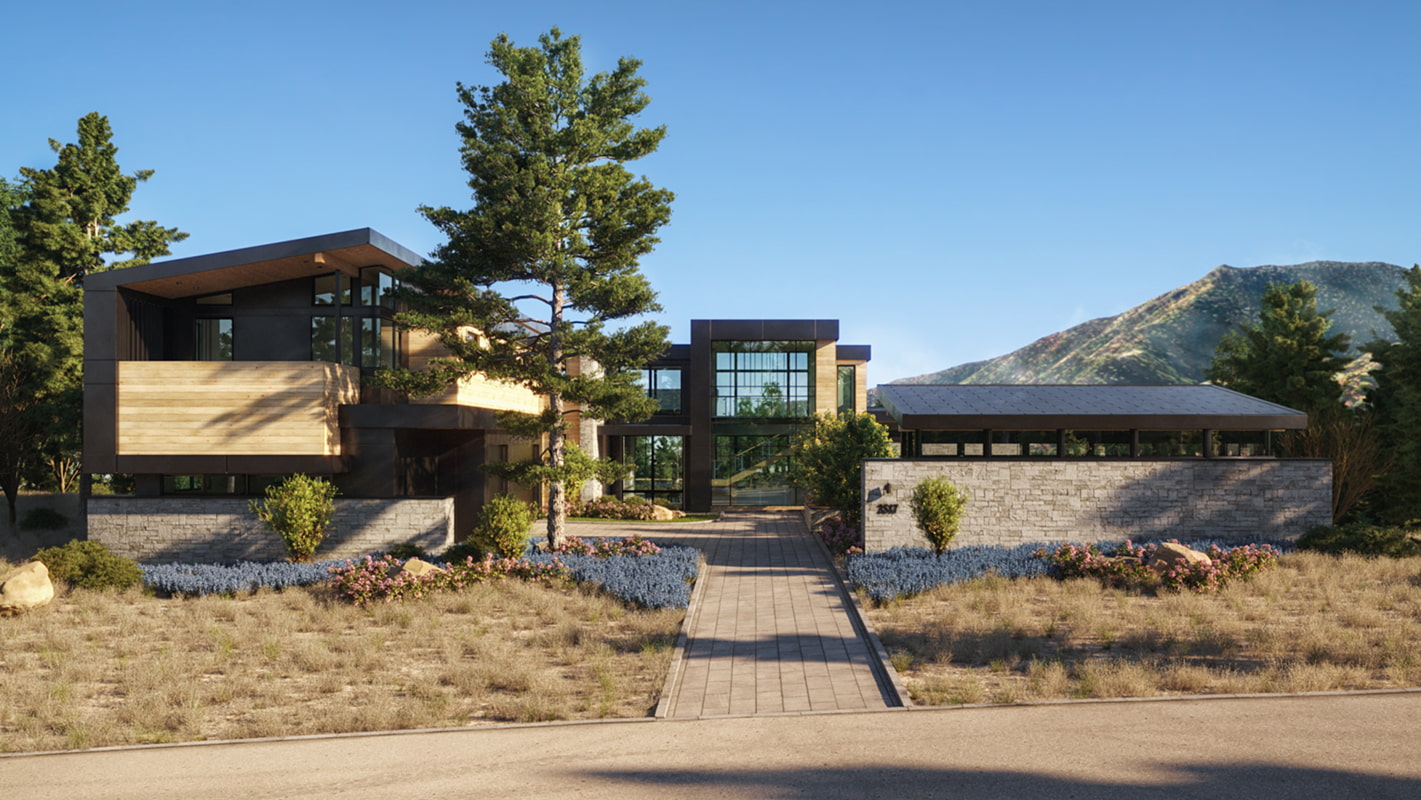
88, 496, 455, 563
861, 459, 1332, 551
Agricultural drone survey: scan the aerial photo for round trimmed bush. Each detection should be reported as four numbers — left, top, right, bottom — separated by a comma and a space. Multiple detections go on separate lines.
473, 494, 533, 559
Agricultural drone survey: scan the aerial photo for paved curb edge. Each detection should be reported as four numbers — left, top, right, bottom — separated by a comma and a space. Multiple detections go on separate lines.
653, 548, 711, 719
801, 513, 912, 708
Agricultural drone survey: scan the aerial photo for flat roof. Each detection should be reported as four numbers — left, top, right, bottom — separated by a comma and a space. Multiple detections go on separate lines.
878, 384, 1308, 430
84, 228, 423, 299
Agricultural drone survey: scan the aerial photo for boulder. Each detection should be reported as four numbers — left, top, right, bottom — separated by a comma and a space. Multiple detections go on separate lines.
1148, 542, 1212, 568
400, 558, 445, 578
650, 505, 684, 521
0, 561, 56, 616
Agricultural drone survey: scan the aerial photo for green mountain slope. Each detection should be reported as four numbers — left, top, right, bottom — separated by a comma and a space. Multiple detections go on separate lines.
896, 261, 1407, 386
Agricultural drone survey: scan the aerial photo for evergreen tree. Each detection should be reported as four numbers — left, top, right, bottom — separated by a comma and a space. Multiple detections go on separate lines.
1366, 266, 1421, 521
380, 30, 673, 547
0, 114, 186, 521
1206, 280, 1350, 414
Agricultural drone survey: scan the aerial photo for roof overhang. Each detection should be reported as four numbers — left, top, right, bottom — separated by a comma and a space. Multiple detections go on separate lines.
85, 228, 423, 300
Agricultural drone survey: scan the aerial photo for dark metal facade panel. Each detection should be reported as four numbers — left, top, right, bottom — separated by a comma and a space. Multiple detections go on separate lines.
115, 455, 346, 474
836, 344, 871, 361
694, 319, 840, 341
601, 424, 694, 437
339, 404, 503, 431
878, 384, 1308, 430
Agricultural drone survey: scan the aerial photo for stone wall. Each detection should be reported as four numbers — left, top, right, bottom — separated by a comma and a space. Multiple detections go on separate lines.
88, 496, 454, 563
861, 459, 1332, 552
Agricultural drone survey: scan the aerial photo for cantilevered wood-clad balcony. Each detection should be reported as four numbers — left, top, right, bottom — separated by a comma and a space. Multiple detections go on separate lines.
116, 361, 359, 456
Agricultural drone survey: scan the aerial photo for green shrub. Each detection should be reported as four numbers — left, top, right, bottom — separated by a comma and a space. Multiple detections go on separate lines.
1298, 523, 1421, 558
909, 477, 969, 556
19, 507, 68, 530
440, 540, 486, 563
248, 474, 338, 562
788, 412, 894, 528
385, 543, 427, 560
472, 494, 532, 559
32, 540, 143, 591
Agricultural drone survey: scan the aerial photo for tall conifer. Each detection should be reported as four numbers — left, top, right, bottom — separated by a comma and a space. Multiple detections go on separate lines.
380, 30, 674, 547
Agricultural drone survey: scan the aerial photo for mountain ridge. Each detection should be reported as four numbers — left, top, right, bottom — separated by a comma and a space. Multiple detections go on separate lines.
894, 261, 1407, 386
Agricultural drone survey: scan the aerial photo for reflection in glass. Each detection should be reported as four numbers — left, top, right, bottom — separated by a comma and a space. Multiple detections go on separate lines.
195, 318, 233, 361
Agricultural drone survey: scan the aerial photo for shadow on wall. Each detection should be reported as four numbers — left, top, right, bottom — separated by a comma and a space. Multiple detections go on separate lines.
89, 497, 454, 565
1097, 460, 1332, 543
1, 493, 87, 563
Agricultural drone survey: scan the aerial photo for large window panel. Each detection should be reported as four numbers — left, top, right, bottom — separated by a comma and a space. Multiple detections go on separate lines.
194, 318, 233, 361
312, 316, 355, 365
713, 341, 813, 418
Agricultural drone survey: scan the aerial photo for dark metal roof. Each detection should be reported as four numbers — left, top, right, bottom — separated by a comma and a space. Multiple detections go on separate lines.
877, 384, 1307, 430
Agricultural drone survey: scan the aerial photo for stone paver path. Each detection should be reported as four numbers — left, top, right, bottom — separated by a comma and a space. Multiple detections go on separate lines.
563, 510, 897, 718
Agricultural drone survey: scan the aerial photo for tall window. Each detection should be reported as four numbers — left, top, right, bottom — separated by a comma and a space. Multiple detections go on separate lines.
837, 365, 855, 415
713, 341, 813, 418
194, 318, 233, 361
312, 316, 355, 365
638, 367, 682, 414
624, 435, 684, 509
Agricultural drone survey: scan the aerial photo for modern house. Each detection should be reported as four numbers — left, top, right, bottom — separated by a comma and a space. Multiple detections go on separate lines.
862, 384, 1333, 550
83, 229, 553, 562
82, 230, 873, 560
604, 320, 870, 512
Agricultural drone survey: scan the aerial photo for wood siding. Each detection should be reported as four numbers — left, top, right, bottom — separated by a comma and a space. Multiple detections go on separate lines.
117, 361, 359, 455
406, 329, 545, 414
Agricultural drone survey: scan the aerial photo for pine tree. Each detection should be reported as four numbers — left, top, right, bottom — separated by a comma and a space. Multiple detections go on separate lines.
1366, 266, 1421, 521
0, 114, 187, 521
1206, 280, 1350, 414
380, 30, 673, 547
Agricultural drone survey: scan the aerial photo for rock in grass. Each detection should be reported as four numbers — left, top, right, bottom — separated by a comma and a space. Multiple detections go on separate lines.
1149, 542, 1212, 568
0, 561, 55, 616
400, 557, 445, 578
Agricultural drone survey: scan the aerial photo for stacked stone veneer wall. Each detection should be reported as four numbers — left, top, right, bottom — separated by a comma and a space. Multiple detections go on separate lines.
88, 496, 454, 564
860, 459, 1332, 552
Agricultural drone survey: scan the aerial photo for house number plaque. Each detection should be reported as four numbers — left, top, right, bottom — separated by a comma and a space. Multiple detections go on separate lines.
876, 503, 898, 515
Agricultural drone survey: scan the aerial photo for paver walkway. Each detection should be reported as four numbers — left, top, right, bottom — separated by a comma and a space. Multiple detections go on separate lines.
564, 510, 898, 718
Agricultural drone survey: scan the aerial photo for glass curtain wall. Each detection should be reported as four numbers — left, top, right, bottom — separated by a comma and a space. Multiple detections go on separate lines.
711, 341, 813, 505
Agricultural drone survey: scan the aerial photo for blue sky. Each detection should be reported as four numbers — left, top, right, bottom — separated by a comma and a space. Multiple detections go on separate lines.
5, 0, 1419, 383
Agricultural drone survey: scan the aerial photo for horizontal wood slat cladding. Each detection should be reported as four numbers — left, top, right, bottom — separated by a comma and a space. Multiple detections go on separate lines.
405, 329, 544, 414
117, 361, 359, 456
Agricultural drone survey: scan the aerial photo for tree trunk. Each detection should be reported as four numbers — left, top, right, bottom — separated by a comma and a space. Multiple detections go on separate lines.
545, 426, 567, 550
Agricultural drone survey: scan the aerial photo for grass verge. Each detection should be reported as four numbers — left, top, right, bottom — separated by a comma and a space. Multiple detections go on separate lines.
864, 551, 1421, 705
0, 563, 682, 753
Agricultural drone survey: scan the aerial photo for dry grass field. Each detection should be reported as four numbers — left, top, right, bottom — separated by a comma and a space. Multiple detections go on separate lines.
865, 551, 1421, 705
0, 564, 683, 753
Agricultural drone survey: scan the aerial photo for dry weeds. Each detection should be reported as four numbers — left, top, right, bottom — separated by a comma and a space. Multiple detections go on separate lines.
0, 564, 682, 753
867, 551, 1421, 705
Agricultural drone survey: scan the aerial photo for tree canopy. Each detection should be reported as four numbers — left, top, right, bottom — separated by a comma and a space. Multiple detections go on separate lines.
379, 29, 673, 546
1366, 266, 1421, 521
0, 113, 186, 521
1205, 280, 1350, 414
789, 412, 895, 528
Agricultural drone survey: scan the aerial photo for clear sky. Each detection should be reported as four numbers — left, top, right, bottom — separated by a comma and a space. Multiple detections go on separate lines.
5, 0, 1419, 384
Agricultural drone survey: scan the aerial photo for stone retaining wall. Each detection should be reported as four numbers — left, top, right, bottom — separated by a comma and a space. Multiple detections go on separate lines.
861, 459, 1332, 552
88, 496, 455, 563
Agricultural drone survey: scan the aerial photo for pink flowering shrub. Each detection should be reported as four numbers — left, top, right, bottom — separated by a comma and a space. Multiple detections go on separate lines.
550, 534, 661, 558
818, 518, 863, 557
571, 496, 657, 520
328, 553, 569, 606
1034, 540, 1280, 593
